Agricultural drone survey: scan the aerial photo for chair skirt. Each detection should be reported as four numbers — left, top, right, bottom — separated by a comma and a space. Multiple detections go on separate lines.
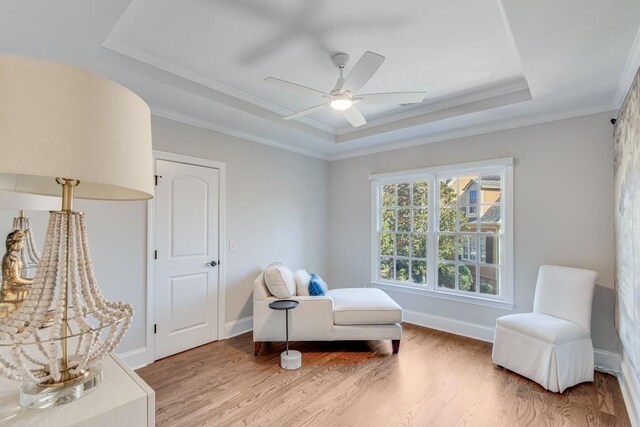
492, 323, 594, 393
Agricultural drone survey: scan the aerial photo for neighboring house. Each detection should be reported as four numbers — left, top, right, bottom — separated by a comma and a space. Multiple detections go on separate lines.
444, 176, 501, 283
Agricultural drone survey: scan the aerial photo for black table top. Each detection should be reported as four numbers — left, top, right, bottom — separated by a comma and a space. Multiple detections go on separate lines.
268, 300, 299, 310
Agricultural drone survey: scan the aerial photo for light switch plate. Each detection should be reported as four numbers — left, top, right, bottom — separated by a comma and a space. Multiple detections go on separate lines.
229, 240, 237, 251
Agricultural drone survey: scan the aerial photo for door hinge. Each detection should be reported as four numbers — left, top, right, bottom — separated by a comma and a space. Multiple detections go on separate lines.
154, 324, 157, 334
154, 250, 157, 260
154, 175, 162, 186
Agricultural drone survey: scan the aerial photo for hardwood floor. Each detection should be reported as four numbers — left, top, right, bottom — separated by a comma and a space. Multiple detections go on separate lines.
137, 323, 630, 426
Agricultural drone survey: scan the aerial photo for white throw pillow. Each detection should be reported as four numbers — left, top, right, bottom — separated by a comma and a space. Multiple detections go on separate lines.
264, 262, 296, 298
294, 269, 311, 296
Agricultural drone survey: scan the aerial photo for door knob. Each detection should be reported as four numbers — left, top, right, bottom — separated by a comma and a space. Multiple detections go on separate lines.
208, 260, 218, 267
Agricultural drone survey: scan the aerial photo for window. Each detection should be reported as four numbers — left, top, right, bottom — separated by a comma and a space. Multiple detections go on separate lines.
379, 180, 429, 284
469, 189, 478, 204
371, 159, 513, 308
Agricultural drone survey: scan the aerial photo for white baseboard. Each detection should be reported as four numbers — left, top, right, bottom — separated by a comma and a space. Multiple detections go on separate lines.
114, 318, 253, 370
225, 316, 253, 338
403, 309, 621, 374
594, 348, 622, 374
619, 351, 640, 427
403, 309, 495, 343
116, 346, 151, 371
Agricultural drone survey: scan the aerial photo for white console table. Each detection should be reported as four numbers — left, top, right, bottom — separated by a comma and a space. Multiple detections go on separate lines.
0, 354, 155, 426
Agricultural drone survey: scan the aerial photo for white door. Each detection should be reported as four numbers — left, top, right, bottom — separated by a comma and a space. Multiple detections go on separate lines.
155, 159, 220, 359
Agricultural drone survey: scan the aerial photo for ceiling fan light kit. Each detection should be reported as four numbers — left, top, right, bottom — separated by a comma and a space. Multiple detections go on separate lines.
265, 51, 427, 128
330, 98, 353, 111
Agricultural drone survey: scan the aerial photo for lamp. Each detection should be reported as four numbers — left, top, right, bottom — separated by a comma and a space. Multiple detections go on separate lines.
0, 55, 153, 408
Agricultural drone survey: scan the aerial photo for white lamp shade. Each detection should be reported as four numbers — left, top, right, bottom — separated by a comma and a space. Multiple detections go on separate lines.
0, 55, 153, 200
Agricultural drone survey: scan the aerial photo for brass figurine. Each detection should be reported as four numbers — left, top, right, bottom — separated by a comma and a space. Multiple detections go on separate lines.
0, 229, 33, 317
13, 210, 41, 276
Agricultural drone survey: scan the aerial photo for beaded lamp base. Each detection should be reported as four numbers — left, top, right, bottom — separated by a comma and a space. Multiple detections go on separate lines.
20, 365, 102, 409
0, 202, 132, 407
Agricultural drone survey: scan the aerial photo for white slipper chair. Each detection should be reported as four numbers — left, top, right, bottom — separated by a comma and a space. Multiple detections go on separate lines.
492, 265, 597, 393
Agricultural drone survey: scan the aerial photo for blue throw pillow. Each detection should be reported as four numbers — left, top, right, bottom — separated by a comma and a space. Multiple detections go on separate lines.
308, 273, 327, 296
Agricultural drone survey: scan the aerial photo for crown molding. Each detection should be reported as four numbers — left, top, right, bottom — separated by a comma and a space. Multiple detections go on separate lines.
150, 105, 330, 160
328, 104, 617, 161
150, 102, 615, 163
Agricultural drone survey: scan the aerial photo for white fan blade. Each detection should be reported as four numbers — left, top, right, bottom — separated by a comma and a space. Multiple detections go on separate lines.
283, 103, 329, 120
341, 106, 367, 127
265, 77, 329, 97
358, 92, 426, 105
341, 51, 385, 94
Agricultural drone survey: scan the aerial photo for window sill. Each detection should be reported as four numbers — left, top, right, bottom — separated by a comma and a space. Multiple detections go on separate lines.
368, 281, 515, 311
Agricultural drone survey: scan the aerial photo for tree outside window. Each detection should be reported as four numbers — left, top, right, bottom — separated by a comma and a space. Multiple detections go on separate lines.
373, 162, 510, 304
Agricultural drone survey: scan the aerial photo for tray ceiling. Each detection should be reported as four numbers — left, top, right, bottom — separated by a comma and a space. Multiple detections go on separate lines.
0, 0, 639, 159
104, 0, 526, 132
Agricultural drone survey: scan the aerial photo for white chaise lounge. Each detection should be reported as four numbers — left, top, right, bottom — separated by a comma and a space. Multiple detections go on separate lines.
252, 272, 403, 356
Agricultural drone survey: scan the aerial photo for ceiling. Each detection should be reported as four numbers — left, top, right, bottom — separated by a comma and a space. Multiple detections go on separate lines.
1, 0, 639, 160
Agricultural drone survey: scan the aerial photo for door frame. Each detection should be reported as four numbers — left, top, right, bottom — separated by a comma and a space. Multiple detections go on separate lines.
146, 150, 227, 364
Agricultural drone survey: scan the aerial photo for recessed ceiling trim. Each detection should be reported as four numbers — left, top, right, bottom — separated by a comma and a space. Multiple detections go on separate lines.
335, 76, 530, 136
103, 33, 534, 143
497, 0, 526, 78
336, 87, 533, 143
102, 38, 336, 134
103, 37, 538, 147
96, 45, 337, 144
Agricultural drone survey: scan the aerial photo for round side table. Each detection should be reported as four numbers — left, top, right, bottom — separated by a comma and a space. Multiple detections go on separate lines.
268, 300, 300, 370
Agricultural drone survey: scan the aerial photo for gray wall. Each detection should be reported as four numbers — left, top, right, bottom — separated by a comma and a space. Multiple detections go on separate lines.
328, 112, 620, 352
0, 112, 620, 355
151, 117, 330, 325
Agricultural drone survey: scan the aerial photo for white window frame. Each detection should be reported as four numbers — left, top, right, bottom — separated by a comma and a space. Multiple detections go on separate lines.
369, 158, 514, 310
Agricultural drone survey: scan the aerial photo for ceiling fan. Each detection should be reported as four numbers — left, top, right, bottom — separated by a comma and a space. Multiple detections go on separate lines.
265, 51, 427, 128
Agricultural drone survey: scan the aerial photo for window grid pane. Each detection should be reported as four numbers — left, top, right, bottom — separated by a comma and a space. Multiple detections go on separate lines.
435, 173, 502, 297
378, 180, 429, 286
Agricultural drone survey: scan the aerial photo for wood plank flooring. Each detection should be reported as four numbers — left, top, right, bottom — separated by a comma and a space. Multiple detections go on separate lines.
136, 323, 630, 426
